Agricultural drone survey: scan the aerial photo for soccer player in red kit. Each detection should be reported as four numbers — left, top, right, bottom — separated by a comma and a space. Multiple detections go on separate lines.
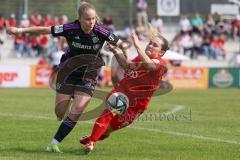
80, 30, 169, 153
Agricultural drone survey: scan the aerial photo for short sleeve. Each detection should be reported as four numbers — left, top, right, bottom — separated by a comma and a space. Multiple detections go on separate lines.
152, 58, 167, 75
94, 24, 119, 45
152, 59, 161, 64
152, 58, 166, 69
51, 24, 65, 37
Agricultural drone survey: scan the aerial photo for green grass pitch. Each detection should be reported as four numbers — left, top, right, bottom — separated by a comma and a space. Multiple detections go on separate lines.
0, 88, 239, 160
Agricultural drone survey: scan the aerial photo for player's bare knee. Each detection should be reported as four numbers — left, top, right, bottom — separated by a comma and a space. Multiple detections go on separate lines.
55, 108, 64, 120
70, 104, 85, 115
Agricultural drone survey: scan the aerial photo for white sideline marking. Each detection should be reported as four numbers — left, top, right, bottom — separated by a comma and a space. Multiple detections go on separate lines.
163, 105, 185, 115
0, 113, 53, 120
0, 109, 239, 145
129, 127, 240, 145
0, 105, 185, 120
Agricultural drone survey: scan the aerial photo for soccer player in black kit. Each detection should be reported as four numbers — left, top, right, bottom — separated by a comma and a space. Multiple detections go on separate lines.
7, 1, 124, 153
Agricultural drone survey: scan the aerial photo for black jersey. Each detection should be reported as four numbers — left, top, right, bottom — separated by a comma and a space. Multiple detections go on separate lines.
51, 20, 119, 59
51, 21, 119, 96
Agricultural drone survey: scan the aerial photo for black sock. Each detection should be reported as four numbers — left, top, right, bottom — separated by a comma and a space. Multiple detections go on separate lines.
54, 117, 77, 143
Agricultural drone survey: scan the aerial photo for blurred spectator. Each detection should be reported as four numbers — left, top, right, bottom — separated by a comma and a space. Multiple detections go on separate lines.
217, 20, 229, 36
14, 34, 24, 57
0, 28, 4, 60
191, 12, 203, 33
231, 15, 240, 40
60, 15, 68, 24
178, 31, 194, 58
50, 39, 64, 68
0, 14, 7, 31
136, 0, 148, 30
4, 12, 71, 60
39, 35, 48, 57
47, 37, 58, 57
30, 11, 42, 26
103, 15, 115, 32
205, 14, 215, 27
210, 34, 226, 59
192, 31, 203, 58
8, 13, 16, 27
202, 35, 213, 58
203, 21, 215, 36
31, 36, 41, 56
215, 15, 230, 37
179, 15, 191, 32
20, 14, 30, 27
53, 16, 60, 26
22, 34, 33, 57
151, 15, 163, 34
43, 14, 53, 26
215, 15, 225, 26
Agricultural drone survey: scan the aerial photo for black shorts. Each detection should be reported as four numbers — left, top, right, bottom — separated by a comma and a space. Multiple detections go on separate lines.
55, 72, 97, 96
55, 53, 103, 96
55, 63, 98, 96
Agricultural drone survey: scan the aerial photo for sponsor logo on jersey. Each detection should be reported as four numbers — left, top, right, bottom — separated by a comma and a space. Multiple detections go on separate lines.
125, 70, 147, 79
54, 25, 63, 34
92, 36, 100, 43
93, 44, 101, 50
108, 34, 115, 41
72, 42, 92, 50
74, 36, 80, 40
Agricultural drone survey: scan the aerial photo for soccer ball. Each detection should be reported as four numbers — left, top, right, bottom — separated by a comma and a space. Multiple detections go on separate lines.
106, 92, 129, 114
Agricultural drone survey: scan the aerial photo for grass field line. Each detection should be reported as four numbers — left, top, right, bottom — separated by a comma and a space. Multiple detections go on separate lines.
0, 105, 186, 121
0, 156, 18, 160
0, 111, 239, 146
163, 105, 185, 115
129, 127, 240, 145
0, 113, 53, 120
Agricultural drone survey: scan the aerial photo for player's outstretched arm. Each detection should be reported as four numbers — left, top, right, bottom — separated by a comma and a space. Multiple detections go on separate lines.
106, 43, 131, 70
130, 31, 157, 71
7, 26, 51, 35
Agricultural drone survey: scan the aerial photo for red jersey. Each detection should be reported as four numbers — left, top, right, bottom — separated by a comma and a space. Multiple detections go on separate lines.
0, 18, 6, 28
112, 54, 167, 108
8, 19, 16, 27
211, 38, 225, 49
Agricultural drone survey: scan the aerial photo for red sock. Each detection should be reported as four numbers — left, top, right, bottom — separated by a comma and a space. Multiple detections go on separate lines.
90, 109, 114, 142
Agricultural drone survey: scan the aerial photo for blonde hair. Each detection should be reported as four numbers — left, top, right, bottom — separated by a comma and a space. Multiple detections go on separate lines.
148, 23, 169, 51
78, 1, 101, 23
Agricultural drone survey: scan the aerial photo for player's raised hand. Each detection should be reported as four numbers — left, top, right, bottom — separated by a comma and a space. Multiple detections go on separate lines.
6, 27, 22, 35
106, 42, 121, 53
130, 29, 140, 48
